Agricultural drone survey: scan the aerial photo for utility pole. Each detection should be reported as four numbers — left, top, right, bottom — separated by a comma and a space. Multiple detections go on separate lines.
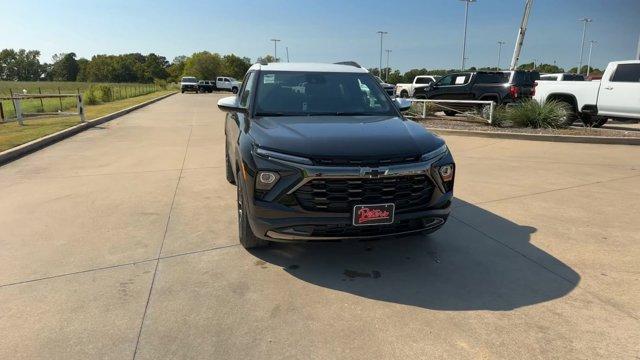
636, 33, 640, 60
385, 49, 392, 81
460, 0, 476, 70
377, 31, 387, 77
270, 39, 280, 62
510, 0, 534, 70
577, 18, 593, 74
497, 41, 506, 70
532, 58, 538, 70
586, 40, 597, 76
286, 47, 290, 62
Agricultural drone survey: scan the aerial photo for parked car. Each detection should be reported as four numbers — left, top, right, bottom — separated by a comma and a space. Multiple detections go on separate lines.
197, 80, 215, 93
413, 70, 540, 116
180, 76, 198, 93
217, 62, 455, 248
216, 76, 241, 94
539, 73, 586, 81
395, 75, 440, 98
375, 76, 396, 97
534, 60, 640, 127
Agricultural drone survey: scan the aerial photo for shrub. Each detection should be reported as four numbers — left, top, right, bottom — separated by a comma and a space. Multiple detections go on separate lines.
95, 85, 113, 102
83, 86, 98, 105
506, 99, 571, 129
154, 79, 168, 90
409, 101, 438, 117
488, 105, 511, 127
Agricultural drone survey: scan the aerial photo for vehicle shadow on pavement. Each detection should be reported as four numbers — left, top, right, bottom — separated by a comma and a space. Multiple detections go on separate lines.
253, 198, 580, 311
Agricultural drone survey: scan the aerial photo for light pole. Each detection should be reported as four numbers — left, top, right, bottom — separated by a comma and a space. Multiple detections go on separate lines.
377, 31, 387, 77
586, 40, 597, 76
270, 38, 281, 62
636, 33, 640, 60
532, 58, 538, 70
460, 0, 476, 70
497, 41, 506, 70
286, 46, 290, 62
577, 18, 593, 74
385, 49, 392, 81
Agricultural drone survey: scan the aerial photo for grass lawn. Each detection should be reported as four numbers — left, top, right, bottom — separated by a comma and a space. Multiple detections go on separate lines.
0, 90, 174, 153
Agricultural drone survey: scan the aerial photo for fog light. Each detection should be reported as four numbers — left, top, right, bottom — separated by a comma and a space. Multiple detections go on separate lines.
439, 164, 454, 182
256, 171, 280, 190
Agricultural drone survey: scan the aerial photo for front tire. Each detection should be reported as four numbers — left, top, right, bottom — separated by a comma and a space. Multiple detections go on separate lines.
232, 87, 239, 94
444, 110, 458, 116
400, 90, 409, 98
237, 176, 268, 249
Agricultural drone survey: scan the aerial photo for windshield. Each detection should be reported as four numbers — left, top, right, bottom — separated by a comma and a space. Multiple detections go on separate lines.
254, 71, 395, 116
182, 77, 197, 83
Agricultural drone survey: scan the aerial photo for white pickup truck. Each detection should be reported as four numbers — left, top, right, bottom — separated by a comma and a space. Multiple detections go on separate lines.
534, 60, 640, 127
215, 76, 241, 94
395, 75, 440, 98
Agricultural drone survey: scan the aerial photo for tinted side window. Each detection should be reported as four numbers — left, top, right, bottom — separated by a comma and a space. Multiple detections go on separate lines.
611, 64, 640, 82
239, 72, 256, 107
476, 73, 509, 84
562, 74, 584, 81
415, 77, 432, 84
437, 74, 469, 86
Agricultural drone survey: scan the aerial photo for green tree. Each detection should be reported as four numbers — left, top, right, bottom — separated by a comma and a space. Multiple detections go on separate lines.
568, 65, 603, 76
0, 49, 18, 80
1, 49, 45, 80
143, 53, 169, 81
222, 54, 251, 78
183, 51, 223, 80
76, 58, 89, 81
167, 56, 187, 82
387, 70, 403, 84
51, 52, 80, 81
256, 55, 276, 64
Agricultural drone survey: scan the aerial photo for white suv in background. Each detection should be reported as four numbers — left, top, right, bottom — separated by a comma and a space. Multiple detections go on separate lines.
216, 77, 241, 94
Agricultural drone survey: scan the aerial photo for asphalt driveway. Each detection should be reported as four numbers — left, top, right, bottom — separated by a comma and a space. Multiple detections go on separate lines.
1, 93, 638, 359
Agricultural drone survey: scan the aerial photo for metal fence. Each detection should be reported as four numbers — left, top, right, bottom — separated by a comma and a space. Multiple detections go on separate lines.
407, 99, 495, 124
0, 93, 85, 125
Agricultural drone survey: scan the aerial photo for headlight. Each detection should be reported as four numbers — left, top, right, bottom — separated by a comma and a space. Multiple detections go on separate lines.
421, 144, 448, 161
255, 147, 313, 165
439, 164, 454, 182
256, 171, 280, 191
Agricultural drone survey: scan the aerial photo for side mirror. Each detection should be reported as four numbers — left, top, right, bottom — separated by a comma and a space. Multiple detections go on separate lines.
394, 97, 412, 112
217, 96, 246, 113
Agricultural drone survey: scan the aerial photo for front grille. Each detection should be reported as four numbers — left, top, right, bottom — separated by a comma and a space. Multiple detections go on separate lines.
294, 174, 433, 213
311, 219, 425, 237
313, 155, 420, 166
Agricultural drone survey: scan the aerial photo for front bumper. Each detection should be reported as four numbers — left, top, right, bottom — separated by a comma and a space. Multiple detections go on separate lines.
242, 148, 454, 242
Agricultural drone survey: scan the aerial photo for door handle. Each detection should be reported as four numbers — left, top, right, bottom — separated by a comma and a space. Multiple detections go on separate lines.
604, 86, 614, 90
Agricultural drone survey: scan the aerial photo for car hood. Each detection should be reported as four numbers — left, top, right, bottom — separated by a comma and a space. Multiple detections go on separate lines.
249, 115, 444, 159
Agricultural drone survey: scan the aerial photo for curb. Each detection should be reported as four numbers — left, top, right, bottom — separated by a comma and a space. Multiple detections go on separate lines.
427, 127, 640, 146
0, 91, 177, 166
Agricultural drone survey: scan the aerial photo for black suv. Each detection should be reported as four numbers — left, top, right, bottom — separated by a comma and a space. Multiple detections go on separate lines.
197, 80, 215, 93
218, 63, 455, 248
413, 70, 539, 115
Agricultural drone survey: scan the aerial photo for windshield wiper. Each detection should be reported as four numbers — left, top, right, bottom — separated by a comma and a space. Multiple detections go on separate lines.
307, 112, 379, 116
255, 112, 287, 117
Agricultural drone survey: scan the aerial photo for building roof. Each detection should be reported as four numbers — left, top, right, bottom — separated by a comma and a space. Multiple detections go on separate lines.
248, 62, 369, 73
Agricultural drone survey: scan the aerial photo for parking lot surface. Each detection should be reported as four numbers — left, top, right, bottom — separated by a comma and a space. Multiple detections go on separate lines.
1, 93, 639, 359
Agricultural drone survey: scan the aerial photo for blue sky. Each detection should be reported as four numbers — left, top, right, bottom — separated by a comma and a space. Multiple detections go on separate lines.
3, 0, 639, 71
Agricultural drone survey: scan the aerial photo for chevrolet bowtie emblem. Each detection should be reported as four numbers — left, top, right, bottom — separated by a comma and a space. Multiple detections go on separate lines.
361, 167, 389, 178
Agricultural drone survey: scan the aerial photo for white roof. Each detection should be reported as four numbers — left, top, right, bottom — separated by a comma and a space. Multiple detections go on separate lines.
248, 62, 368, 73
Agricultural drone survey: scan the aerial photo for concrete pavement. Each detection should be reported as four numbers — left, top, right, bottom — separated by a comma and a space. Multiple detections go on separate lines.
1, 93, 639, 359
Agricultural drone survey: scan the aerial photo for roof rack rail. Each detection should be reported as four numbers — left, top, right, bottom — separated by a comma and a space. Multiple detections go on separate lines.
334, 61, 362, 68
